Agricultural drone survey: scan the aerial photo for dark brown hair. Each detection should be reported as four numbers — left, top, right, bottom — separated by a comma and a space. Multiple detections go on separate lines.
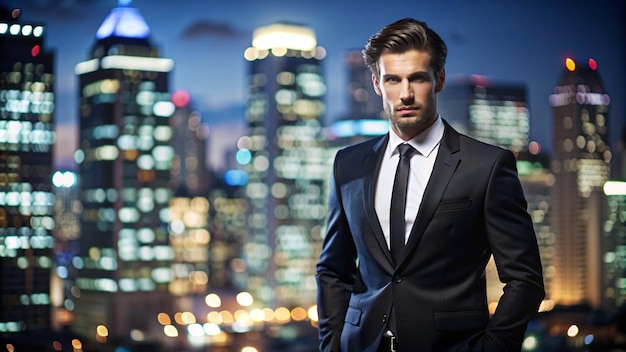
362, 18, 447, 81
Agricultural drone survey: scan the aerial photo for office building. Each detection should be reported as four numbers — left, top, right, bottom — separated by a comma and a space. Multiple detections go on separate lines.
599, 181, 626, 311
0, 7, 56, 334
549, 57, 611, 306
73, 2, 175, 341
242, 22, 329, 308
51, 170, 81, 329
344, 49, 382, 121
207, 178, 248, 291
438, 75, 530, 152
167, 91, 213, 322
168, 90, 210, 197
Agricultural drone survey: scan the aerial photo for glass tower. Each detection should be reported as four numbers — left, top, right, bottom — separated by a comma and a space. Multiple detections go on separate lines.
600, 181, 626, 311
549, 57, 611, 306
73, 2, 175, 342
242, 23, 329, 309
438, 75, 530, 153
167, 92, 212, 311
0, 8, 56, 334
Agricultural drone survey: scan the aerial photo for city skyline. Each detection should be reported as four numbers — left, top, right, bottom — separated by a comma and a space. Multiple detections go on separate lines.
5, 0, 625, 171
3, 4, 626, 349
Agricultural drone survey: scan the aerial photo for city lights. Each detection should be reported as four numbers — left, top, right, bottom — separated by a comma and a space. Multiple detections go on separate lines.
565, 57, 576, 71
252, 23, 317, 51
236, 292, 254, 307
567, 324, 579, 337
604, 181, 626, 196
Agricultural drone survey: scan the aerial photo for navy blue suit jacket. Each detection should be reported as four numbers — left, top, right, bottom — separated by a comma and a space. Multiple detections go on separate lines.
316, 120, 544, 351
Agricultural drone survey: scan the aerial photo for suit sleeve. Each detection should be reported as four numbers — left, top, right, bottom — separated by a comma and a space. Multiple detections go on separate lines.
480, 149, 545, 351
316, 151, 358, 352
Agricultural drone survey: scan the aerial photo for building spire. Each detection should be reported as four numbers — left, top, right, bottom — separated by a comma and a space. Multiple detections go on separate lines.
96, 0, 150, 40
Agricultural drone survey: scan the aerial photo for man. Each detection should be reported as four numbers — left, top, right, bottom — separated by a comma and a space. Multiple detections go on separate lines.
316, 18, 544, 352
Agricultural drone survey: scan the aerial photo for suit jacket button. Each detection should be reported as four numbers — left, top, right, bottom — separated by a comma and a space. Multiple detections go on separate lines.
382, 314, 387, 323
393, 276, 402, 284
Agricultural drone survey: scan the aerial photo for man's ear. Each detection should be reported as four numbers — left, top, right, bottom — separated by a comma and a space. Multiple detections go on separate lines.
372, 74, 382, 96
435, 69, 446, 93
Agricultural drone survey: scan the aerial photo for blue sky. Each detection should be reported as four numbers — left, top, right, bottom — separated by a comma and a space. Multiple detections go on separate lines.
5, 0, 625, 170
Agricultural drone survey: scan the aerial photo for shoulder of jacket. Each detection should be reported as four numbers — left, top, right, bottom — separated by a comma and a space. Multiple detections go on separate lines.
337, 135, 386, 157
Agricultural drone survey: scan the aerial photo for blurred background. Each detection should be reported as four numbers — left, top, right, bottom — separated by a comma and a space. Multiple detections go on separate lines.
0, 0, 625, 351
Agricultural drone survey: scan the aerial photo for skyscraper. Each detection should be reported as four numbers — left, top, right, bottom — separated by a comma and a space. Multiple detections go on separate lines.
73, 2, 175, 342
599, 181, 626, 311
242, 23, 328, 308
167, 91, 212, 313
438, 75, 530, 153
345, 49, 382, 121
168, 90, 209, 198
517, 153, 556, 309
51, 170, 81, 330
0, 7, 56, 334
549, 57, 611, 306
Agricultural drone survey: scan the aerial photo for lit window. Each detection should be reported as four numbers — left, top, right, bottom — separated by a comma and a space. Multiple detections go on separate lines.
118, 207, 140, 223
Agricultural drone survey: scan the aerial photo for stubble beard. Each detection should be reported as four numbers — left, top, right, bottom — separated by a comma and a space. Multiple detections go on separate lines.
386, 103, 437, 137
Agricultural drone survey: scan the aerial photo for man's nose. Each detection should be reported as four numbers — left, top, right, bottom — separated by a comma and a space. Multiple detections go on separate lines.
399, 81, 413, 104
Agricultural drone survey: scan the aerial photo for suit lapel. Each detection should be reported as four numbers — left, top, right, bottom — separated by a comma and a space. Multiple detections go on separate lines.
362, 135, 394, 265
401, 121, 461, 264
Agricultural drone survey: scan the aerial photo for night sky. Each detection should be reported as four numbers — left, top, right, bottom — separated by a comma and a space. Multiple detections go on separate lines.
5, 0, 625, 170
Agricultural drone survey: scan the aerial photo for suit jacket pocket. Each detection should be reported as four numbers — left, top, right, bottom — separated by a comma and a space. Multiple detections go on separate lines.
437, 199, 472, 212
344, 306, 362, 326
433, 311, 489, 331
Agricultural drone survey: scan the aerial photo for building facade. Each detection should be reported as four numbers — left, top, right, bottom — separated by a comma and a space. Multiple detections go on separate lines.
550, 57, 611, 306
438, 75, 530, 153
242, 23, 329, 308
0, 8, 56, 334
600, 181, 626, 311
73, 3, 175, 341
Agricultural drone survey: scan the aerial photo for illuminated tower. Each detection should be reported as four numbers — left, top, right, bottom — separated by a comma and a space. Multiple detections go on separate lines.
242, 23, 328, 308
73, 1, 175, 342
51, 170, 81, 330
168, 90, 209, 197
549, 57, 611, 306
167, 91, 212, 306
438, 75, 530, 153
600, 181, 626, 311
345, 49, 382, 121
0, 8, 56, 333
517, 153, 555, 307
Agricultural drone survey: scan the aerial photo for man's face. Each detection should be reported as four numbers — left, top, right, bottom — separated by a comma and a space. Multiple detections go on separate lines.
372, 49, 445, 141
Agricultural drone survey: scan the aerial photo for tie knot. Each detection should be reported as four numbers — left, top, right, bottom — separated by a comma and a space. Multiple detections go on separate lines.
397, 143, 415, 158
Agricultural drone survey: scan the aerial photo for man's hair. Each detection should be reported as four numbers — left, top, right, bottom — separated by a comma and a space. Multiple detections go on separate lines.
362, 18, 447, 81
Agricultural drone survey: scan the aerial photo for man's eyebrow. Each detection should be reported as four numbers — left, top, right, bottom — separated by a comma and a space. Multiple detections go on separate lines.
381, 71, 428, 79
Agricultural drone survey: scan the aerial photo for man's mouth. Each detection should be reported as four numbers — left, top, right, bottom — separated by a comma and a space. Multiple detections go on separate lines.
397, 106, 418, 115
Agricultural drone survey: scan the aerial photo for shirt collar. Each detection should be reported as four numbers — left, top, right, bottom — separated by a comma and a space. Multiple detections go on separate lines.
388, 115, 444, 158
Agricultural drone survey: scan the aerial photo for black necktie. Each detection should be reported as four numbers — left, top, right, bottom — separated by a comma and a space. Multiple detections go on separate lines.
390, 143, 415, 266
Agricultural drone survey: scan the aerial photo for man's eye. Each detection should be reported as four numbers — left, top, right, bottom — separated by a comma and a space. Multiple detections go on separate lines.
385, 77, 399, 83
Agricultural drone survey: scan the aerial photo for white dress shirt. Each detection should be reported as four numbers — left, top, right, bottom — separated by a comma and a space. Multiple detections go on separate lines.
375, 116, 444, 249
